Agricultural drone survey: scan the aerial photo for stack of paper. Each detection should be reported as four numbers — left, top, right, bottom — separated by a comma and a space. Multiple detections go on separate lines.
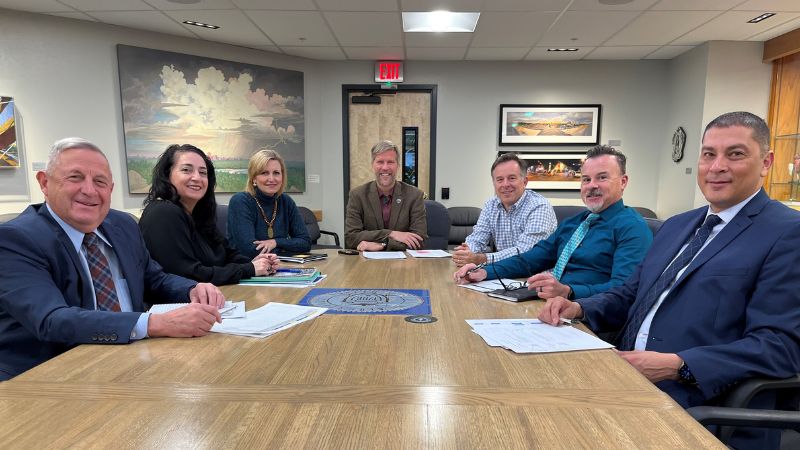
239, 268, 326, 287
406, 249, 451, 258
149, 301, 246, 319
212, 302, 327, 338
362, 251, 406, 260
276, 252, 328, 264
466, 319, 614, 353
457, 279, 521, 293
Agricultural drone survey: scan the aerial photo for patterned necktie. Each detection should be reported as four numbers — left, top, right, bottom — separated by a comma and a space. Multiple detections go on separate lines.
617, 214, 722, 350
551, 213, 600, 280
83, 232, 121, 312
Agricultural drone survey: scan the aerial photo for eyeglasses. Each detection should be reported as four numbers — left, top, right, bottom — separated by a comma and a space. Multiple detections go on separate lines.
490, 253, 527, 292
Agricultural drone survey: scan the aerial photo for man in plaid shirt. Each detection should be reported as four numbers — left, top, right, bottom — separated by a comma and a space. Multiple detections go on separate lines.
453, 153, 556, 266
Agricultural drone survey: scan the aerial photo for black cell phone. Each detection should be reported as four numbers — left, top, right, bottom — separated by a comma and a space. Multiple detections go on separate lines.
338, 249, 359, 255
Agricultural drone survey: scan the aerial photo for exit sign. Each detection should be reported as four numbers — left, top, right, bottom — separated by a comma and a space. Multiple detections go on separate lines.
375, 61, 404, 83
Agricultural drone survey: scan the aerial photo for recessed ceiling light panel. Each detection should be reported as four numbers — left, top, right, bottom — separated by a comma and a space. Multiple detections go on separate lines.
747, 12, 775, 23
402, 11, 480, 33
183, 20, 220, 29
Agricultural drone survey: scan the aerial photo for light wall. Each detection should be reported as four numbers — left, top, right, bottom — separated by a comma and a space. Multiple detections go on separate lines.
0, 9, 772, 240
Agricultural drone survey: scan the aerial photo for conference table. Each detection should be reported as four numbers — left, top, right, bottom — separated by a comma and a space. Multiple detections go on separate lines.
0, 251, 723, 448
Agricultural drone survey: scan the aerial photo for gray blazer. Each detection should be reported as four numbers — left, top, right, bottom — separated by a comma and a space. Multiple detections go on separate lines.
345, 180, 427, 250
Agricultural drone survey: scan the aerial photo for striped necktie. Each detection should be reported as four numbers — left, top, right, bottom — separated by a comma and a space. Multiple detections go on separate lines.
83, 232, 121, 312
617, 214, 722, 350
551, 213, 600, 280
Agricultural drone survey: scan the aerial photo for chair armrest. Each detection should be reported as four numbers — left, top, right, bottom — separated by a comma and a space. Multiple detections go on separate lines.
724, 375, 800, 408
319, 230, 341, 248
688, 406, 800, 430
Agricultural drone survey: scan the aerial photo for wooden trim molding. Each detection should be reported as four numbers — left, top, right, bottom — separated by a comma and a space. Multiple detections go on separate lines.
764, 27, 800, 62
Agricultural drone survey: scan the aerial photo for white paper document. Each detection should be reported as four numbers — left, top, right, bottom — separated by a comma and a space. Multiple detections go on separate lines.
149, 301, 245, 318
465, 319, 614, 353
212, 302, 327, 338
362, 251, 406, 260
240, 274, 327, 288
458, 279, 521, 293
406, 249, 451, 258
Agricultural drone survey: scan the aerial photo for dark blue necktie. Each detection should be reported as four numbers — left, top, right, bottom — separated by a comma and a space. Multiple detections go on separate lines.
617, 214, 722, 350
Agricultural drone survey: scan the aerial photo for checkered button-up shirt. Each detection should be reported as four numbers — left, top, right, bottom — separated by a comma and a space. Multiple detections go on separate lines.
466, 190, 556, 263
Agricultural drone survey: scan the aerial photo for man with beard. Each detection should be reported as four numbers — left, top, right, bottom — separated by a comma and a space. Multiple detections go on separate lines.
345, 140, 427, 251
454, 145, 652, 301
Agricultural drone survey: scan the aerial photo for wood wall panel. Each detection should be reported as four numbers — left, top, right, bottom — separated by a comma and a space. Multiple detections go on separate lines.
766, 52, 800, 201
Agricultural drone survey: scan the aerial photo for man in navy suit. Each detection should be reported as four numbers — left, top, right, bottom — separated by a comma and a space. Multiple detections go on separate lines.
0, 137, 226, 380
540, 112, 800, 449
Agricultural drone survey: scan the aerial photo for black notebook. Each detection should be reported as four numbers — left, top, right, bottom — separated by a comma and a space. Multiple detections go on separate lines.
486, 287, 540, 302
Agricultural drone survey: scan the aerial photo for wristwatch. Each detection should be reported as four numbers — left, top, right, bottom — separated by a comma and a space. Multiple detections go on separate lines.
678, 361, 697, 385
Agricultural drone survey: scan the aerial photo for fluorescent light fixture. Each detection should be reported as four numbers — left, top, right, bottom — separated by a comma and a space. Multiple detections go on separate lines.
183, 20, 220, 29
747, 12, 775, 23
402, 11, 479, 33
547, 48, 579, 52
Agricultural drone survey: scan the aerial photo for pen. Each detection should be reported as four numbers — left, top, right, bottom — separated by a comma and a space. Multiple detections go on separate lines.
464, 262, 486, 277
559, 317, 573, 325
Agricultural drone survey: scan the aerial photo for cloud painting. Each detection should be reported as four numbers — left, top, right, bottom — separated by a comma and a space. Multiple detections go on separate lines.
117, 45, 305, 193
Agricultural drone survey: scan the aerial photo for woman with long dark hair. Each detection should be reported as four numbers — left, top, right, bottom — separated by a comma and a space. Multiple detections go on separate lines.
139, 144, 278, 285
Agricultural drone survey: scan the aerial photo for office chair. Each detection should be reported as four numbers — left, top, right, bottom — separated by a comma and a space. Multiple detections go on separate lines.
423, 200, 450, 250
688, 375, 800, 448
297, 206, 340, 249
447, 206, 481, 248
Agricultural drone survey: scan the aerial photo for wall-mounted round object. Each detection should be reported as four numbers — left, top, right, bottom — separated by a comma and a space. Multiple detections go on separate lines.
672, 127, 686, 163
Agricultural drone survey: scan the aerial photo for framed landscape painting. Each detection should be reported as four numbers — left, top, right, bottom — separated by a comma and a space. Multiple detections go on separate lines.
117, 45, 305, 193
518, 153, 585, 190
499, 104, 601, 146
0, 96, 19, 168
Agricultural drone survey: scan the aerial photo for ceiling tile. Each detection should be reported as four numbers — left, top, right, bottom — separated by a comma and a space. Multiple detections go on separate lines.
143, 0, 236, 10
0, 0, 73, 12
248, 11, 336, 46
644, 45, 694, 59
316, 0, 398, 12
570, 0, 659, 11
537, 11, 639, 46
650, 0, 741, 11
605, 11, 720, 45
232, 0, 316, 9
324, 12, 402, 46
746, 16, 800, 41
525, 47, 595, 60
584, 46, 661, 59
471, 11, 559, 47
406, 47, 466, 60
404, 32, 472, 48
89, 11, 196, 37
465, 47, 528, 60
45, 12, 97, 21
164, 10, 272, 46
281, 46, 347, 60
481, 0, 569, 12
734, 0, 800, 12
60, 0, 152, 11
672, 11, 800, 45
400, 0, 483, 11
343, 46, 404, 60
252, 45, 281, 53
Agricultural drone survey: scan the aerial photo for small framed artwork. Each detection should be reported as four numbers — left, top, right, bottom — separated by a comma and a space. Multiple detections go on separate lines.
0, 96, 20, 168
518, 153, 585, 191
499, 104, 601, 146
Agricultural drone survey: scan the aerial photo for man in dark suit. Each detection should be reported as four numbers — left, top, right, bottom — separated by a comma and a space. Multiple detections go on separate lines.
345, 140, 427, 251
0, 137, 226, 380
539, 112, 800, 449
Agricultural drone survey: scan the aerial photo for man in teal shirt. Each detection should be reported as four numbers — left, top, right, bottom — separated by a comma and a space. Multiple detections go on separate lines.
454, 145, 652, 300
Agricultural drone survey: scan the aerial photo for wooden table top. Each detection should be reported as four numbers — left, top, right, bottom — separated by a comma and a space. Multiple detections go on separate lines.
0, 250, 723, 449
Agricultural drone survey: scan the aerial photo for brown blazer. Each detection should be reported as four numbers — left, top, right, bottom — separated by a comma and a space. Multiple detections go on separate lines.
345, 180, 428, 250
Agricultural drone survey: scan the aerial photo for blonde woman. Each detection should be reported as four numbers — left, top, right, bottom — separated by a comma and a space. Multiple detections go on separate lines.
227, 149, 311, 258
